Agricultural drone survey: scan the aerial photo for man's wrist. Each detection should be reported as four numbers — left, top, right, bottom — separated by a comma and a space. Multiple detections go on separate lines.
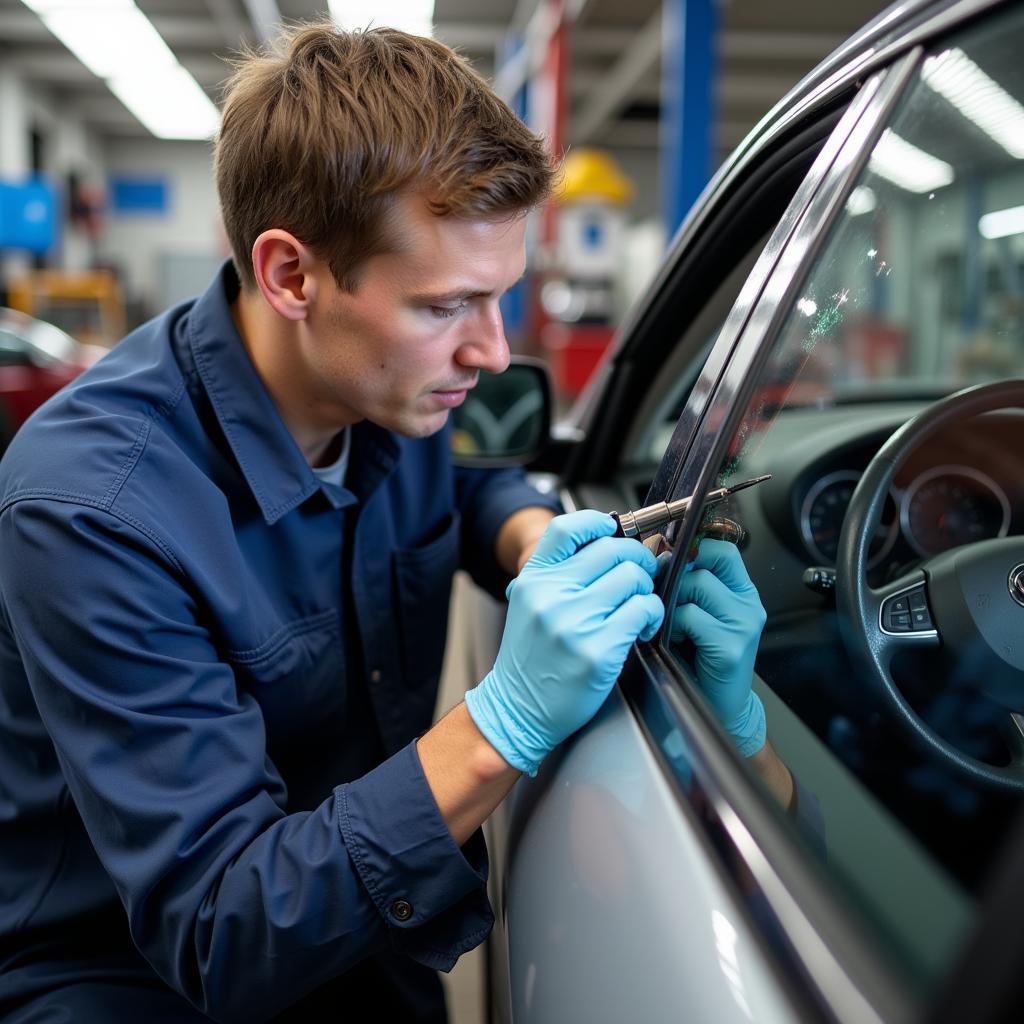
416, 702, 522, 846
464, 682, 540, 777
495, 506, 556, 577
462, 701, 522, 782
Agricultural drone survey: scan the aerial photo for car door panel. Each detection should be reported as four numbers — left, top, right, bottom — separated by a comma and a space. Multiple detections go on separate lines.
502, 685, 800, 1024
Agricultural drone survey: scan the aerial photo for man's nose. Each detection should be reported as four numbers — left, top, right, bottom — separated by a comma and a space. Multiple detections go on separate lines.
457, 305, 510, 375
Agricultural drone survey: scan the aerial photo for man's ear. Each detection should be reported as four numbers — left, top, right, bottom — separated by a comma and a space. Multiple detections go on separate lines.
250, 230, 322, 322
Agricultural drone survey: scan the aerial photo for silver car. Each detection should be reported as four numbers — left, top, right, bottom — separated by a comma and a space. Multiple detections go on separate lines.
451, 1, 1024, 1021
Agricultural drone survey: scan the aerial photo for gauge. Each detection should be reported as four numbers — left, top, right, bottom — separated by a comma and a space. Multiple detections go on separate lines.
800, 470, 898, 567
900, 465, 1010, 558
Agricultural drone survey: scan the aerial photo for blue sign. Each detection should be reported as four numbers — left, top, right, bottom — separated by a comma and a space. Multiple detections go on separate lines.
0, 177, 57, 254
110, 176, 169, 214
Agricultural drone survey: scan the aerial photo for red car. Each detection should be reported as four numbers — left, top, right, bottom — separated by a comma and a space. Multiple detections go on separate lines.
0, 308, 106, 450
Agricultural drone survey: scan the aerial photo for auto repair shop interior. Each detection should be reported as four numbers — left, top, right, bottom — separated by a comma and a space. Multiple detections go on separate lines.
5, 1, 1024, 1023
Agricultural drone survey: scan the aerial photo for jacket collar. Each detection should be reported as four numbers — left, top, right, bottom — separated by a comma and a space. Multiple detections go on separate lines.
186, 261, 398, 524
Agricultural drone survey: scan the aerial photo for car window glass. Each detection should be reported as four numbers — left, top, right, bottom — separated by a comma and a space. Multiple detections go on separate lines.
664, 7, 1024, 992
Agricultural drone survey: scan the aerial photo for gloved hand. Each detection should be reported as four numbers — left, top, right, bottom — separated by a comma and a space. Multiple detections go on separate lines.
465, 510, 665, 776
670, 538, 767, 757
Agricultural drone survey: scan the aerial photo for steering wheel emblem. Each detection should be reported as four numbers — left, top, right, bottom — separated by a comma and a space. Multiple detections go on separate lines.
1009, 564, 1024, 608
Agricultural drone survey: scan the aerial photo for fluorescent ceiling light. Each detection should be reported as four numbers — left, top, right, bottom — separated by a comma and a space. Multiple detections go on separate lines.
923, 47, 1024, 159
28, 6, 175, 79
979, 204, 1024, 239
868, 129, 955, 194
20, 0, 219, 140
108, 66, 220, 142
329, 0, 435, 35
846, 185, 878, 216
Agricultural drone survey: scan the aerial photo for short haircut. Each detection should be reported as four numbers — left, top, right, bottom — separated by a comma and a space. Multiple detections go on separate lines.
215, 23, 556, 290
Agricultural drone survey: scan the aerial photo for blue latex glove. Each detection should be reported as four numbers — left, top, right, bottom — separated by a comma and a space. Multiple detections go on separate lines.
670, 538, 767, 757
466, 510, 665, 776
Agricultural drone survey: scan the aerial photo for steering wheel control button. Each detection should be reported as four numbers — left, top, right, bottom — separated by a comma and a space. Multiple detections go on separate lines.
390, 899, 413, 922
882, 587, 934, 634
802, 566, 836, 593
1010, 564, 1024, 608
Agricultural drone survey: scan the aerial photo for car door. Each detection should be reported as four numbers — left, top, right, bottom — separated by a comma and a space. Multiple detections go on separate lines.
492, 1, 1024, 1022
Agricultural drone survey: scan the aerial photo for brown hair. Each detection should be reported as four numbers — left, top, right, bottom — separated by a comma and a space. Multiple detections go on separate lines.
215, 23, 555, 289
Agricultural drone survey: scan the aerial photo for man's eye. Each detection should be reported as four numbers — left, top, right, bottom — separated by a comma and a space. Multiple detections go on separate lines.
430, 302, 466, 320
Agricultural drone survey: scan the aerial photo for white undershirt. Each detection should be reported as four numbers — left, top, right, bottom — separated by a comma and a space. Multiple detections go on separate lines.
311, 428, 351, 488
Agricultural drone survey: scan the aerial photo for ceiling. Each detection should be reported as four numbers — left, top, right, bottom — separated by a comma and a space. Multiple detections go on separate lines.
0, 0, 891, 160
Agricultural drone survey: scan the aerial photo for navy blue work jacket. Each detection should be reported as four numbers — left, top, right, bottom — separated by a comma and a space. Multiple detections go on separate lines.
0, 263, 559, 1022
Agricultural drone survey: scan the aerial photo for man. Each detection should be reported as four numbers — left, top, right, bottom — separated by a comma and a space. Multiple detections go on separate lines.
0, 23, 772, 1024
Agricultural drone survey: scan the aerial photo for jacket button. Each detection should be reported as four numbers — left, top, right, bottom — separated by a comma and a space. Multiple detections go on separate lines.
370, 669, 382, 684
390, 899, 413, 922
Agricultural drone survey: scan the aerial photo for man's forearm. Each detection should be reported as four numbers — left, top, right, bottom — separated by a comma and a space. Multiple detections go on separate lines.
416, 702, 519, 846
494, 506, 556, 576
418, 507, 552, 846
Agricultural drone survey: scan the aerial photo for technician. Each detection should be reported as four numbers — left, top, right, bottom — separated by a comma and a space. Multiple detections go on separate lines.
0, 23, 772, 1024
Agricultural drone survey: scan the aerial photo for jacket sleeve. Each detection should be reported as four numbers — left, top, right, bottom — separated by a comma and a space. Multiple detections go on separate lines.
453, 464, 562, 600
0, 498, 492, 1023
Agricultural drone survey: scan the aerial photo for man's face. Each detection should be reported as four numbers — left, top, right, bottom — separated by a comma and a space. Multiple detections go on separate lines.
303, 195, 527, 439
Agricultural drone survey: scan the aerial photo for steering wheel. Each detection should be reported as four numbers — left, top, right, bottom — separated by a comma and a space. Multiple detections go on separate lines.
837, 379, 1024, 791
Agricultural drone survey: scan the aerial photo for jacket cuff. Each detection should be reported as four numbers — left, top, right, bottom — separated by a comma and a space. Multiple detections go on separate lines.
337, 741, 494, 970
468, 480, 562, 600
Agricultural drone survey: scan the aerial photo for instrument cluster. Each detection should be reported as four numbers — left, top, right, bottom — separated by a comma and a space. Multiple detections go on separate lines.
799, 462, 1011, 567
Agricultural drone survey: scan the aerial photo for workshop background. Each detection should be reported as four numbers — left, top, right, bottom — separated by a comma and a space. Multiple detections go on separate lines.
0, 1, 888, 1022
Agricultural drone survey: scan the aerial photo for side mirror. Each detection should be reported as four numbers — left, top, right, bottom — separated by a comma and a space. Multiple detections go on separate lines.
450, 356, 552, 467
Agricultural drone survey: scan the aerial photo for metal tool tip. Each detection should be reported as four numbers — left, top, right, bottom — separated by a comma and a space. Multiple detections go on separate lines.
727, 474, 772, 494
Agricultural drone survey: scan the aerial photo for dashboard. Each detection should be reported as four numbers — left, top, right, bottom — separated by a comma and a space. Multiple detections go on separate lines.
729, 402, 1024, 604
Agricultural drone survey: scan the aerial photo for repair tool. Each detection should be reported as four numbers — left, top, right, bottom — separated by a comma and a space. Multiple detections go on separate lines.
610, 474, 771, 539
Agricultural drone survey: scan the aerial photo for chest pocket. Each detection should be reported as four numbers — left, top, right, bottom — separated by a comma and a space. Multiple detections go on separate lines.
226, 610, 343, 743
393, 511, 461, 694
